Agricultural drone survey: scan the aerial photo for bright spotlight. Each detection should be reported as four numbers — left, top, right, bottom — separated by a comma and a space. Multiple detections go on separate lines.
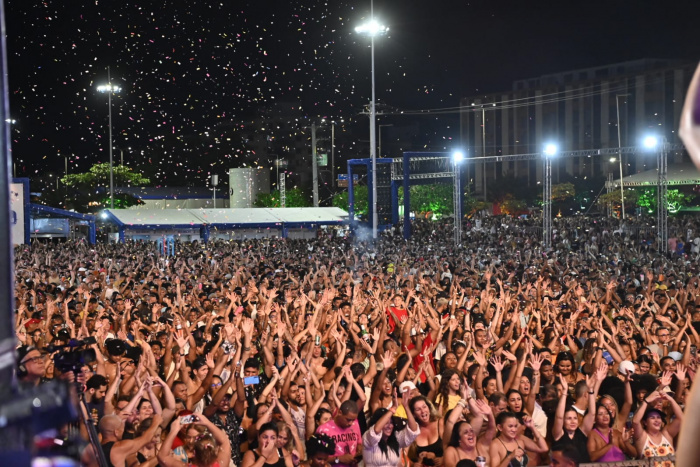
453, 150, 465, 162
610, 157, 617, 162
100, 212, 108, 219
543, 143, 558, 157
643, 135, 659, 149
97, 84, 121, 93
355, 20, 388, 36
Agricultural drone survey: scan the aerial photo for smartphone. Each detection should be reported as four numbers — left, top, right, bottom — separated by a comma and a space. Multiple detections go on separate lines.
180, 414, 197, 425
244, 376, 260, 385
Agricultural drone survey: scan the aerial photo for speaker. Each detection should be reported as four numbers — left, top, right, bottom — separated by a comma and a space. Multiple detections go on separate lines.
376, 163, 393, 225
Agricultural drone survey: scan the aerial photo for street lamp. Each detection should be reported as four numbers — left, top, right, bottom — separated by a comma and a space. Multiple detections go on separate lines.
453, 150, 465, 246
542, 143, 557, 248
97, 67, 121, 209
356, 8, 388, 239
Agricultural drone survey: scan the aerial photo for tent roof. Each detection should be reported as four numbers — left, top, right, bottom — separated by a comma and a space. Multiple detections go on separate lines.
105, 209, 202, 227
194, 208, 282, 225
269, 207, 348, 223
103, 207, 348, 229
612, 163, 700, 187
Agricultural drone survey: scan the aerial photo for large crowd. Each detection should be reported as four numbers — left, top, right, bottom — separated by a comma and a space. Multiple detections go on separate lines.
13, 215, 700, 467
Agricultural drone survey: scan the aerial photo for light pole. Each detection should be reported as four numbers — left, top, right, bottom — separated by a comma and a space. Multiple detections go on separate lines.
543, 143, 557, 249
97, 67, 121, 209
453, 151, 465, 246
211, 174, 219, 208
616, 94, 630, 219
356, 8, 388, 239
311, 123, 319, 206
644, 135, 668, 253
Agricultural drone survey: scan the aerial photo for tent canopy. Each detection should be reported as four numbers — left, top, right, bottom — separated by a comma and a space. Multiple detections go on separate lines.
611, 163, 700, 187
103, 207, 348, 231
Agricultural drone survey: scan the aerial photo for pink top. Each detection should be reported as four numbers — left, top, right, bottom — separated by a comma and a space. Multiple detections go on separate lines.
593, 428, 626, 462
316, 418, 362, 467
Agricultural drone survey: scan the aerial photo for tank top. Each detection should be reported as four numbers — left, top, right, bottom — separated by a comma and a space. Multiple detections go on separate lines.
593, 428, 626, 462
414, 437, 444, 466
496, 438, 528, 467
101, 442, 117, 467
253, 449, 287, 467
642, 433, 675, 459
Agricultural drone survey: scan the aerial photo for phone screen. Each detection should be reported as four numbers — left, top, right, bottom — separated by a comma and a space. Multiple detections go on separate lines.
244, 376, 260, 385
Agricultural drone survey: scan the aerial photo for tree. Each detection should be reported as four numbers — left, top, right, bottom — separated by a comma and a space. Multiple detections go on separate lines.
407, 184, 454, 217
500, 195, 528, 216
332, 186, 368, 215
551, 182, 575, 202
47, 163, 151, 212
254, 188, 311, 207
62, 163, 151, 189
597, 189, 640, 213
635, 188, 694, 215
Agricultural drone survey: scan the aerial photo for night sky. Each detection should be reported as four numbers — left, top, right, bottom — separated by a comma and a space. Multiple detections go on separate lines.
5, 0, 699, 191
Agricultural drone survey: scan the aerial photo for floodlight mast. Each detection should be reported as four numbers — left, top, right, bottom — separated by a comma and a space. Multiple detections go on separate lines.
542, 144, 557, 249
452, 151, 465, 246
642, 135, 668, 254
355, 4, 387, 239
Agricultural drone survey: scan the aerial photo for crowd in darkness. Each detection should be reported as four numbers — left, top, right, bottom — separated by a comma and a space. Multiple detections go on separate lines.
13, 215, 700, 467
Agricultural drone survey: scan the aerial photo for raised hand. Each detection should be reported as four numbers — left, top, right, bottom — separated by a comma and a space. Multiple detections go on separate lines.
489, 355, 505, 372
595, 361, 609, 382
676, 362, 687, 382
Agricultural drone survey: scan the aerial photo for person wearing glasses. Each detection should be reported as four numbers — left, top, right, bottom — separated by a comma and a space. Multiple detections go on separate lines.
16, 345, 47, 389
647, 327, 672, 357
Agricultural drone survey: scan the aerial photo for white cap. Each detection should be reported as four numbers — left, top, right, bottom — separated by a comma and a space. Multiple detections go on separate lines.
400, 381, 417, 393
618, 360, 635, 375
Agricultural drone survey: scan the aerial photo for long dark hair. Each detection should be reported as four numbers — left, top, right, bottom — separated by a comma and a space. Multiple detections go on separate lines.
367, 408, 400, 458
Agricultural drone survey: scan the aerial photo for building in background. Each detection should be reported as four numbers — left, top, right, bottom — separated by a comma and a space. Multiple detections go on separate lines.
459, 59, 696, 198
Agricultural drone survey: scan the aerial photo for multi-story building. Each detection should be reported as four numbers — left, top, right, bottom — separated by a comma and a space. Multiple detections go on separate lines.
459, 59, 696, 197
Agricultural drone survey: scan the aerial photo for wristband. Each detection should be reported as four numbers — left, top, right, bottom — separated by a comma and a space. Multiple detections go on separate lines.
368, 352, 375, 357
588, 391, 594, 394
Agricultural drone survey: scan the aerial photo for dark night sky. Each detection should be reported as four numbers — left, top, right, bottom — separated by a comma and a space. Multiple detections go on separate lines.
5, 0, 699, 189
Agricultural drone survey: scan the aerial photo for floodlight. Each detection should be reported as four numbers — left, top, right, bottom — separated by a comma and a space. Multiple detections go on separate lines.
543, 143, 558, 157
355, 20, 388, 36
453, 150, 465, 162
643, 136, 659, 149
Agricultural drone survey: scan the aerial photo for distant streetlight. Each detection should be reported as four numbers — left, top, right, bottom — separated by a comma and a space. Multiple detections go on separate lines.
356, 5, 388, 239
97, 67, 121, 209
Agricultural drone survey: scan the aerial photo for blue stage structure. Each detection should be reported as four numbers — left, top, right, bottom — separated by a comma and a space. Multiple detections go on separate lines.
347, 152, 463, 240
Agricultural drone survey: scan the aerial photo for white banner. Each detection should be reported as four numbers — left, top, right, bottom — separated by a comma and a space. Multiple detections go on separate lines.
10, 182, 25, 245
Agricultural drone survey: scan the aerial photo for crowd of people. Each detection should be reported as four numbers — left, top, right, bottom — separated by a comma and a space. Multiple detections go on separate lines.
13, 215, 700, 467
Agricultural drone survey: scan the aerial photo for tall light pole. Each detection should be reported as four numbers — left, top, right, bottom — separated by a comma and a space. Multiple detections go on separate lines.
356, 8, 387, 239
453, 151, 465, 246
97, 67, 121, 209
311, 123, 319, 206
644, 135, 668, 253
543, 143, 557, 249
616, 94, 629, 219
